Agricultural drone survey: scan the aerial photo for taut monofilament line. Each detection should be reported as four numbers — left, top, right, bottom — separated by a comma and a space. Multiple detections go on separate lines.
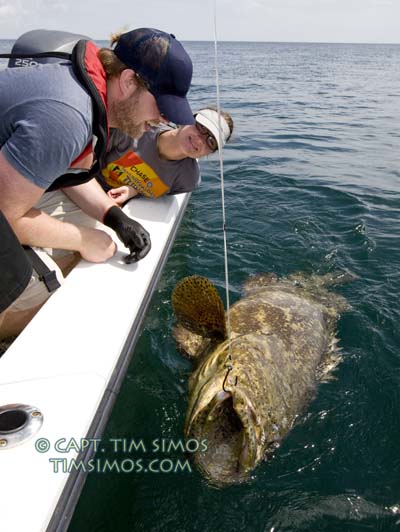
213, 0, 236, 390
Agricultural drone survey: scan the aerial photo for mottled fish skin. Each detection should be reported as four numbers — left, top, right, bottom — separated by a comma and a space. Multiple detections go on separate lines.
172, 273, 350, 486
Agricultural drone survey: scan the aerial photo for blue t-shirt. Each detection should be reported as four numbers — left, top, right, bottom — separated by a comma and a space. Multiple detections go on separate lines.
0, 62, 93, 189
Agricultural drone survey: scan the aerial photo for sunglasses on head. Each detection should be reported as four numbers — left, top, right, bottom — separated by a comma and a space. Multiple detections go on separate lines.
195, 122, 218, 152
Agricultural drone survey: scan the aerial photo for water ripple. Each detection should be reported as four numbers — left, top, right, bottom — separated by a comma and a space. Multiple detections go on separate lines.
68, 40, 400, 532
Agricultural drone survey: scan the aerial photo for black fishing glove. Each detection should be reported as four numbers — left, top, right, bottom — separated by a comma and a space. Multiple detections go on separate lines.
103, 206, 151, 264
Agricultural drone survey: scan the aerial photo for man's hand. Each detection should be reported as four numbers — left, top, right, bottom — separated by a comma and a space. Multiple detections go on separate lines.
103, 206, 151, 263
78, 227, 117, 263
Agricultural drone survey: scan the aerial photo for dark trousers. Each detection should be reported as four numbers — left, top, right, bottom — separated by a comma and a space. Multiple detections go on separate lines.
0, 210, 32, 313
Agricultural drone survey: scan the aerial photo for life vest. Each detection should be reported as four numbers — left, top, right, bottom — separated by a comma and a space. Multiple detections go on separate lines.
0, 31, 109, 191
46, 39, 109, 191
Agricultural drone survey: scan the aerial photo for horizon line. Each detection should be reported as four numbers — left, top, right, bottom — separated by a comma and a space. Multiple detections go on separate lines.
1, 37, 400, 46
183, 39, 400, 45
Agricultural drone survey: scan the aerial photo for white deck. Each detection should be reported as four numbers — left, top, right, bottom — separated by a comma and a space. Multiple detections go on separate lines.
0, 193, 189, 532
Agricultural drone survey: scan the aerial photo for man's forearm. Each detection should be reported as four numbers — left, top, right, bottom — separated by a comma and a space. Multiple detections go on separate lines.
62, 178, 117, 222
0, 151, 116, 263
12, 207, 88, 252
12, 207, 117, 263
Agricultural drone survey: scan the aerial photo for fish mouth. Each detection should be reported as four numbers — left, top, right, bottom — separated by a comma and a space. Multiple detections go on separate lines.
186, 387, 261, 485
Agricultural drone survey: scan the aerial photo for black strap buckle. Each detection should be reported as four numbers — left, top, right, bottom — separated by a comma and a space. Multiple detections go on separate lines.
39, 270, 61, 293
23, 246, 61, 293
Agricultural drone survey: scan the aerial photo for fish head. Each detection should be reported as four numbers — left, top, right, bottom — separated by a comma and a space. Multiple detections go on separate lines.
185, 341, 268, 486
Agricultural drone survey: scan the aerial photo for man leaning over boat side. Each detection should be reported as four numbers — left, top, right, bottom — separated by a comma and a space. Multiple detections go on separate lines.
0, 28, 194, 335
0, 108, 234, 343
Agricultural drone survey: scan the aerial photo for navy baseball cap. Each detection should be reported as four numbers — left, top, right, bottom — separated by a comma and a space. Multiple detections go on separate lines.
114, 28, 194, 125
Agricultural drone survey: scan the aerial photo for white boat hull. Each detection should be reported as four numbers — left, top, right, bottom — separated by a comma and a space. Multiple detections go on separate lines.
0, 193, 190, 532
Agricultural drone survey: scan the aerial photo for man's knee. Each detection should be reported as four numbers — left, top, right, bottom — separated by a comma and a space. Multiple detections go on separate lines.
0, 249, 65, 340
10, 249, 65, 312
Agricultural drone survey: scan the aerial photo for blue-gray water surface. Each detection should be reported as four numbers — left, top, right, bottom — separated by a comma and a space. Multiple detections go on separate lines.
3, 39, 400, 531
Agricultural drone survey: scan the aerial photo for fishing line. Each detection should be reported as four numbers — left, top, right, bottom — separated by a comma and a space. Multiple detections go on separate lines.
213, 0, 237, 390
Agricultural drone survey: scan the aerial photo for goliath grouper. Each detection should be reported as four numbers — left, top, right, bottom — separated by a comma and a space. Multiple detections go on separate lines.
171, 272, 351, 486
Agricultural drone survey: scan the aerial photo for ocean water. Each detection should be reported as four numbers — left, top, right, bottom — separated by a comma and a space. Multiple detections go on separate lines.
68, 41, 400, 532
2, 39, 400, 531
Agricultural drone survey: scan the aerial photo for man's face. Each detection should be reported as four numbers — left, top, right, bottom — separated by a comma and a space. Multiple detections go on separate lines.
111, 85, 162, 139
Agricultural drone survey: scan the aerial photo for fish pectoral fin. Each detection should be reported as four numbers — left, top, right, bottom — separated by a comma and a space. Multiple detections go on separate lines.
316, 337, 343, 381
173, 323, 212, 359
172, 275, 227, 339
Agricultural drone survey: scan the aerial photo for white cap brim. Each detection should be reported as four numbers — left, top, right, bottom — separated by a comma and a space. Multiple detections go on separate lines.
195, 109, 230, 149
